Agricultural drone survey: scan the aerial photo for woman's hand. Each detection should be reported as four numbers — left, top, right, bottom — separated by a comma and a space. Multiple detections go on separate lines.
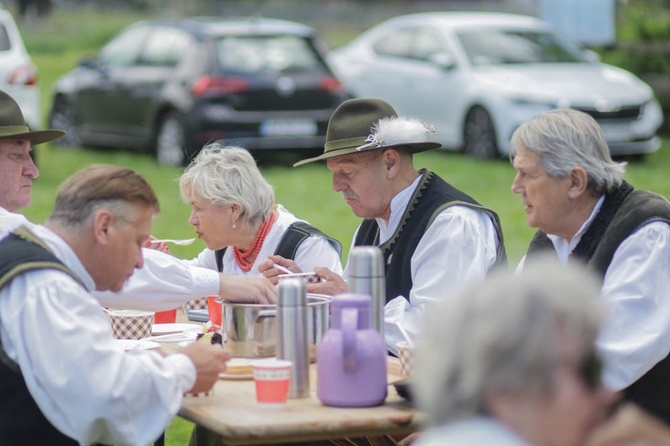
143, 236, 171, 254
306, 266, 348, 296
258, 254, 301, 285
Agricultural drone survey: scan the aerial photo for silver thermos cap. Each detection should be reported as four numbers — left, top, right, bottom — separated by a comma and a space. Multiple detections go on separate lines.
277, 278, 310, 398
348, 246, 385, 338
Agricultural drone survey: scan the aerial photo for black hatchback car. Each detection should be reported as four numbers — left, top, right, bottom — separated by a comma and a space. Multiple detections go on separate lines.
49, 17, 349, 166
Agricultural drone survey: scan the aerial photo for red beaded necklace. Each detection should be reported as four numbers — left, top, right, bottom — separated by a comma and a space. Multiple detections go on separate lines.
233, 211, 277, 272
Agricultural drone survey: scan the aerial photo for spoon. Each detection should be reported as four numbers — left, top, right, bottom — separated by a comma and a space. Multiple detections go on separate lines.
150, 237, 196, 246
273, 263, 294, 275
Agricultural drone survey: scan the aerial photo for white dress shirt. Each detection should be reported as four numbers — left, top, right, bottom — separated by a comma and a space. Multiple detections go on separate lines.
344, 175, 500, 355
0, 225, 196, 445
518, 196, 670, 390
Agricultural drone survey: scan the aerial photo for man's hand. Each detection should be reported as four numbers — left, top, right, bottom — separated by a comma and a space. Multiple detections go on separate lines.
218, 274, 277, 304
306, 266, 348, 296
178, 343, 231, 394
258, 254, 301, 285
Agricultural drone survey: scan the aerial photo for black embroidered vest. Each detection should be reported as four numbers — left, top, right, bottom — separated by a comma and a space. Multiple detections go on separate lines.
0, 228, 81, 446
526, 182, 670, 422
354, 169, 506, 302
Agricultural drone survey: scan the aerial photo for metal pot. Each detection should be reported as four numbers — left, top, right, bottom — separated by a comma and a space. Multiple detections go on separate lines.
219, 294, 331, 358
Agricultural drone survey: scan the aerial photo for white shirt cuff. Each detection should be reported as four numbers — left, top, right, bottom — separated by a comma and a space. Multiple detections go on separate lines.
166, 353, 197, 392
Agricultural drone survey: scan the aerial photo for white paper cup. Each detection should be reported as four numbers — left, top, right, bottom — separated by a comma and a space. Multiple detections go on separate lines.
252, 358, 292, 407
108, 309, 154, 340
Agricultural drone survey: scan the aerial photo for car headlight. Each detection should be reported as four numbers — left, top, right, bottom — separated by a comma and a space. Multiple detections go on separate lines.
509, 95, 563, 108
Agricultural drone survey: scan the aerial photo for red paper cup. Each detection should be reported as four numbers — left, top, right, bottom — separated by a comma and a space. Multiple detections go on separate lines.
252, 359, 292, 407
154, 309, 177, 324
207, 296, 222, 326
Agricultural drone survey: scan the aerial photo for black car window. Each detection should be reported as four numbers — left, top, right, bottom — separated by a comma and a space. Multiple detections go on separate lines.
372, 27, 414, 59
98, 25, 151, 68
457, 28, 587, 65
217, 35, 324, 73
139, 27, 191, 67
0, 25, 10, 51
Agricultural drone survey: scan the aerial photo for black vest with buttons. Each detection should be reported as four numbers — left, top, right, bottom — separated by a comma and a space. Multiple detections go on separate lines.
354, 169, 507, 302
0, 228, 80, 445
526, 182, 670, 423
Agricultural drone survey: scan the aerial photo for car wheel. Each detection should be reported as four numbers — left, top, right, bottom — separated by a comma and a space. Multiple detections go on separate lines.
49, 97, 81, 148
463, 106, 498, 159
156, 112, 188, 167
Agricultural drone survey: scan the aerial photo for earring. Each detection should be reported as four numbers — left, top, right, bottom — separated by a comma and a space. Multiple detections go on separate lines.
232, 220, 237, 229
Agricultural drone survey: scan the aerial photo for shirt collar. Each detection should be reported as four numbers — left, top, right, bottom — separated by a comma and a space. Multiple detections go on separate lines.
376, 175, 422, 243
32, 225, 97, 291
547, 195, 605, 260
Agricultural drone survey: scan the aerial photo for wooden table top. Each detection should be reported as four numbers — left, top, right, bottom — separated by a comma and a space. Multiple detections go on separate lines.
178, 358, 420, 445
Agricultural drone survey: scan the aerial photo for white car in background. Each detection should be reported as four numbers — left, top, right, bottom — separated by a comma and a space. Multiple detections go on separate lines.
328, 12, 664, 159
0, 6, 40, 130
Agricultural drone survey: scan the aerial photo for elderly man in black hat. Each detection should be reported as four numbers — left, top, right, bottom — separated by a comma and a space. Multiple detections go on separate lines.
269, 98, 506, 354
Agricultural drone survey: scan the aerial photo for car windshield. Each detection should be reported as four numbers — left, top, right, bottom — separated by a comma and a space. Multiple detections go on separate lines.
217, 35, 325, 73
457, 28, 588, 65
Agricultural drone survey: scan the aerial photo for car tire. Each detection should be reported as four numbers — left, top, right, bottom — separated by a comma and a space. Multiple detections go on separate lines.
463, 106, 498, 159
49, 96, 81, 149
156, 112, 190, 167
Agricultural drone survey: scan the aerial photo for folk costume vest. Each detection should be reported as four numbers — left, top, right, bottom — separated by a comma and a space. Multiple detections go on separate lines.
215, 221, 341, 272
526, 181, 670, 422
0, 227, 84, 446
354, 169, 507, 302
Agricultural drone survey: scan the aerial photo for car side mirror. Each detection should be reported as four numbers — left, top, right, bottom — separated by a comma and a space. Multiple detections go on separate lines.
428, 53, 456, 70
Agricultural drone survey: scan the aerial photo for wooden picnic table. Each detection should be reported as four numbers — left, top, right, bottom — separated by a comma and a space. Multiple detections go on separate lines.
178, 356, 419, 445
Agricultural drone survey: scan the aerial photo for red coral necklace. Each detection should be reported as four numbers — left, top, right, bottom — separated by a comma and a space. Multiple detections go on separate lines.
233, 211, 277, 272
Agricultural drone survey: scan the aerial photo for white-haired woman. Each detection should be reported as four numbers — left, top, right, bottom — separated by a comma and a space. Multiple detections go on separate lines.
413, 259, 616, 446
179, 143, 342, 281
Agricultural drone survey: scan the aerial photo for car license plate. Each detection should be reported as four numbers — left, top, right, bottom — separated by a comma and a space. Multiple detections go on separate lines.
599, 122, 631, 142
260, 119, 317, 137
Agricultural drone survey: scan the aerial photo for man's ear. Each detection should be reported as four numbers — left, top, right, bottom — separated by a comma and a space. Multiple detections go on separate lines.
568, 167, 589, 199
382, 149, 400, 177
92, 210, 113, 245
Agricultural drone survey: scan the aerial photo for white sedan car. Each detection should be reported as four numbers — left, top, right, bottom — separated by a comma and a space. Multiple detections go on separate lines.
328, 12, 664, 158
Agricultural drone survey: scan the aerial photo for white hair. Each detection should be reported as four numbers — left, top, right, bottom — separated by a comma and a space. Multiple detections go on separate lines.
413, 257, 604, 426
509, 109, 626, 195
179, 143, 274, 227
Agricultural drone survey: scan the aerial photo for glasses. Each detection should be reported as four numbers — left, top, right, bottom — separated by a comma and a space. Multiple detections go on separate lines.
577, 350, 603, 391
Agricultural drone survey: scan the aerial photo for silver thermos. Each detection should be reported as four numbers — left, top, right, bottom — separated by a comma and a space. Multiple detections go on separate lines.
348, 246, 385, 339
277, 278, 310, 398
